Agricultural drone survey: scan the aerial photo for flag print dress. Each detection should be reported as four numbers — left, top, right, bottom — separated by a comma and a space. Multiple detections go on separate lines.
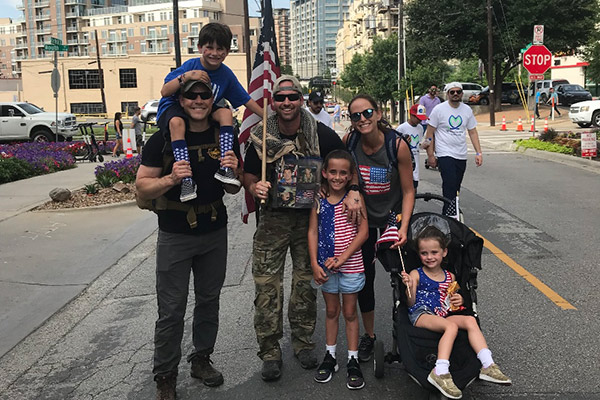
408, 268, 453, 318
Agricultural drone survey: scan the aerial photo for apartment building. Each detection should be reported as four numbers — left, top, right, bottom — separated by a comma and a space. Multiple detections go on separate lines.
335, 0, 399, 76
273, 8, 291, 67
0, 18, 24, 78
290, 0, 350, 80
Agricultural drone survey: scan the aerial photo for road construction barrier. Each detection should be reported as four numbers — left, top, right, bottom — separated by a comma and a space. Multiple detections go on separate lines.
529, 116, 535, 132
125, 137, 133, 159
500, 115, 507, 131
516, 117, 523, 132
544, 118, 549, 132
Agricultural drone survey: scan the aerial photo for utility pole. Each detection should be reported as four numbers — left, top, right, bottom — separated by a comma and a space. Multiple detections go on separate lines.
94, 29, 107, 115
487, 0, 495, 126
173, 0, 181, 67
243, 0, 252, 84
397, 0, 405, 123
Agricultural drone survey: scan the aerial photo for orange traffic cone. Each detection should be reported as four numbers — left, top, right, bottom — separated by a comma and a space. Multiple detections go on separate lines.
500, 115, 507, 131
544, 118, 549, 132
529, 117, 535, 132
125, 137, 133, 159
516, 117, 523, 132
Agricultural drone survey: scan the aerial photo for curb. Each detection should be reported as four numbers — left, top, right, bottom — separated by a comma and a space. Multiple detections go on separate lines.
509, 142, 600, 174
31, 199, 137, 212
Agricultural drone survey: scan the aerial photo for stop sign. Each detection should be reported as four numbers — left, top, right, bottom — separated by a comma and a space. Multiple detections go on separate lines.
523, 45, 552, 74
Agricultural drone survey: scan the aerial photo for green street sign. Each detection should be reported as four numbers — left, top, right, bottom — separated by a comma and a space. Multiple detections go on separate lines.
44, 44, 69, 51
50, 37, 62, 45
520, 42, 533, 54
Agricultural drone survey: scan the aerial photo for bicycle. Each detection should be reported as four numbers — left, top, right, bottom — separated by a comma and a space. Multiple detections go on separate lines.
73, 122, 104, 163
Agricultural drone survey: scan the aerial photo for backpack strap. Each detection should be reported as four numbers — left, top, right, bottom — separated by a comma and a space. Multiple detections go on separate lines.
346, 129, 364, 187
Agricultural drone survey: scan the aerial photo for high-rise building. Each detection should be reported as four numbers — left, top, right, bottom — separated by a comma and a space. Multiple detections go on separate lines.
273, 8, 290, 67
0, 18, 23, 78
290, 0, 350, 80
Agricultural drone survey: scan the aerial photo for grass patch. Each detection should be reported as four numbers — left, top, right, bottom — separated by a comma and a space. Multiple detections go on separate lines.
514, 138, 575, 155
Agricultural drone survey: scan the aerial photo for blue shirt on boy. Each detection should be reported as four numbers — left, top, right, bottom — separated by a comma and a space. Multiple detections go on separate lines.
156, 58, 251, 121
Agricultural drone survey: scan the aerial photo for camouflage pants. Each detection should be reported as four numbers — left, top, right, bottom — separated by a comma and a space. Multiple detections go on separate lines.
252, 209, 317, 361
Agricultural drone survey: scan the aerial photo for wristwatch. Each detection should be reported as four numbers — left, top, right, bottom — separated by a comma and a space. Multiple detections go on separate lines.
177, 73, 185, 87
349, 184, 360, 192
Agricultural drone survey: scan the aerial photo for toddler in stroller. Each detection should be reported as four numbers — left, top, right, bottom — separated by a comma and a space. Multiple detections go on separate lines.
375, 207, 511, 399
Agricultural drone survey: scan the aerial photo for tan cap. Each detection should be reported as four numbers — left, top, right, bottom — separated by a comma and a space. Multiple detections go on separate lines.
273, 75, 303, 95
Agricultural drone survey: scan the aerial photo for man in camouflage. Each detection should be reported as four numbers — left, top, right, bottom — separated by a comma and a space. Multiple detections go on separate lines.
243, 75, 355, 381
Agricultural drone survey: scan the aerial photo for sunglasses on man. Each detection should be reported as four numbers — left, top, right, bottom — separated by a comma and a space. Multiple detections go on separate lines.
273, 93, 301, 102
448, 90, 463, 95
182, 91, 212, 100
350, 108, 374, 122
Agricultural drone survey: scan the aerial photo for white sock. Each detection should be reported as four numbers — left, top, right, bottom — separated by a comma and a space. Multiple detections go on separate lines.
435, 359, 450, 375
326, 344, 337, 359
348, 350, 358, 361
477, 348, 494, 369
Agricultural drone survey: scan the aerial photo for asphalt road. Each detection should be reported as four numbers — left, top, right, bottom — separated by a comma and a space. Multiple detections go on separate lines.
0, 148, 599, 400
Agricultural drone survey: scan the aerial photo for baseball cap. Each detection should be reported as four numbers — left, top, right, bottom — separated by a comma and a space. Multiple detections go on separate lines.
308, 91, 324, 102
182, 79, 212, 94
410, 104, 427, 121
445, 82, 463, 92
273, 75, 303, 95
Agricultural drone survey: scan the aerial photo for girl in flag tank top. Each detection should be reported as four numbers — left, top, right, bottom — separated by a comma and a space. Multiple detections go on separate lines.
402, 226, 511, 399
308, 150, 369, 390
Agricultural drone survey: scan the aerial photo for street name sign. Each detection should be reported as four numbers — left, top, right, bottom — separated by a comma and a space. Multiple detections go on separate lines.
44, 44, 69, 52
523, 45, 552, 75
50, 37, 62, 45
581, 132, 597, 158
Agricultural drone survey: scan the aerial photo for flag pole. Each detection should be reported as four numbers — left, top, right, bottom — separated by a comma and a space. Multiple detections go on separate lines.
396, 213, 410, 298
260, 42, 271, 205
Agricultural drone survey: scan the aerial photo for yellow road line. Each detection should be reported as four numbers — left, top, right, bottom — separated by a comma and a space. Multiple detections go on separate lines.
472, 229, 576, 310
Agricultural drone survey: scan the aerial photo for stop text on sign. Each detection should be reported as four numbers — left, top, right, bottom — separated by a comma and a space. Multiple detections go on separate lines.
523, 53, 551, 66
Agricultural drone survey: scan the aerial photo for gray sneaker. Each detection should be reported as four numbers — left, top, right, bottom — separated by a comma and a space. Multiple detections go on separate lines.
214, 168, 241, 187
180, 178, 197, 202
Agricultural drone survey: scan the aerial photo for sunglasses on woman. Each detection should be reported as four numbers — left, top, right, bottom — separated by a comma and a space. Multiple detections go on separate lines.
182, 91, 212, 100
273, 93, 301, 102
350, 108, 374, 122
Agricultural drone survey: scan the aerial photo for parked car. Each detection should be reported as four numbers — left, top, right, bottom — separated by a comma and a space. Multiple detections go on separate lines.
0, 102, 78, 142
141, 99, 160, 122
325, 102, 336, 113
444, 82, 483, 103
554, 84, 593, 106
468, 83, 525, 105
468, 87, 490, 105
568, 100, 600, 128
531, 79, 569, 103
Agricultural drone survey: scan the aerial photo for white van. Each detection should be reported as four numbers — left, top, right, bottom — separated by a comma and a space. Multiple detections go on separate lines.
443, 82, 483, 103
532, 79, 569, 102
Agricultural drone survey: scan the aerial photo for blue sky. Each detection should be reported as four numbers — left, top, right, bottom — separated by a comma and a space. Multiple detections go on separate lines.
0, 0, 290, 20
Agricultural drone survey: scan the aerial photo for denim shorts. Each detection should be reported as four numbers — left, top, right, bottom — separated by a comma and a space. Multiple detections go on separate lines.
408, 304, 435, 325
321, 270, 365, 294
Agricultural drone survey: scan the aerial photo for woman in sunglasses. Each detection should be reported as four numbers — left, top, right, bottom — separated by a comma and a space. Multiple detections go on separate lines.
343, 94, 415, 362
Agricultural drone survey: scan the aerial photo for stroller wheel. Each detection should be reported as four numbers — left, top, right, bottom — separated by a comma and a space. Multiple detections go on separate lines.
98, 154, 104, 162
374, 339, 385, 378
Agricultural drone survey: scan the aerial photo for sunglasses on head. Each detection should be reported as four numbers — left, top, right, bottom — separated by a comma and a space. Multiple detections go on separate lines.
350, 108, 374, 122
182, 91, 212, 100
448, 90, 463, 95
273, 93, 301, 102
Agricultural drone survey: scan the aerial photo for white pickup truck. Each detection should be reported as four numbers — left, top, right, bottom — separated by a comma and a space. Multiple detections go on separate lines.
0, 102, 78, 142
568, 100, 600, 128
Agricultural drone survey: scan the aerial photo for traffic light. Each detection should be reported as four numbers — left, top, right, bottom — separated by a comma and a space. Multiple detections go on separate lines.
332, 80, 336, 85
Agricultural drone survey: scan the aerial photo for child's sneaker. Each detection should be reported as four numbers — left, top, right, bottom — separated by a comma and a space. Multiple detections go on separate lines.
314, 351, 338, 383
346, 356, 365, 390
214, 168, 241, 187
479, 364, 512, 384
427, 369, 462, 399
357, 333, 375, 362
179, 179, 197, 202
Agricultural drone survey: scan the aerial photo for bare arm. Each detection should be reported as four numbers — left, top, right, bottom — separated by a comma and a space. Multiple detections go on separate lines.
425, 124, 436, 168
135, 161, 191, 201
160, 70, 211, 97
401, 269, 420, 307
243, 171, 271, 201
467, 127, 483, 167
393, 138, 415, 248
245, 99, 264, 118
340, 132, 363, 224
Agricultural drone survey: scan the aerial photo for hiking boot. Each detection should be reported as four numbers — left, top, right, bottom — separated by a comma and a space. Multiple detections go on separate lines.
427, 369, 462, 399
214, 168, 241, 187
358, 333, 376, 362
154, 374, 176, 400
261, 359, 282, 381
314, 351, 338, 383
346, 356, 365, 390
180, 178, 197, 202
296, 349, 318, 369
190, 354, 224, 387
479, 364, 512, 384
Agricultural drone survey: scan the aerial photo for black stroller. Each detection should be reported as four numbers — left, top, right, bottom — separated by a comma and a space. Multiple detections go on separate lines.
374, 193, 484, 398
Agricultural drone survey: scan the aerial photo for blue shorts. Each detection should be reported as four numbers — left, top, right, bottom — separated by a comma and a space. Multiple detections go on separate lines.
321, 269, 365, 294
408, 304, 435, 325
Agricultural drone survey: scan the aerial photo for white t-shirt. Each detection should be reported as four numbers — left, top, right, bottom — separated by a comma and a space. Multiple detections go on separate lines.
428, 101, 477, 159
306, 106, 333, 128
395, 121, 422, 182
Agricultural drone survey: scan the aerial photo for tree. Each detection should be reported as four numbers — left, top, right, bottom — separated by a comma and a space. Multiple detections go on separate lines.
280, 64, 293, 76
405, 0, 599, 107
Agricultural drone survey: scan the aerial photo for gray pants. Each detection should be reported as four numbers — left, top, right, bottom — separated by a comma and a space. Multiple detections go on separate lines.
153, 228, 227, 377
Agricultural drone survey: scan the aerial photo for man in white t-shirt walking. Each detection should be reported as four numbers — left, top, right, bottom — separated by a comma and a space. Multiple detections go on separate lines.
425, 82, 483, 216
305, 91, 333, 128
396, 103, 427, 190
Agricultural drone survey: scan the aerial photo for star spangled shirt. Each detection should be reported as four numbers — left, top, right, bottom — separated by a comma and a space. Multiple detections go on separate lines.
317, 193, 364, 274
408, 268, 453, 317
427, 101, 477, 160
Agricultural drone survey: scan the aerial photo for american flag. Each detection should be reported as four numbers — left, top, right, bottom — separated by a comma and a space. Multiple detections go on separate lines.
375, 211, 401, 250
359, 165, 391, 195
239, 0, 281, 223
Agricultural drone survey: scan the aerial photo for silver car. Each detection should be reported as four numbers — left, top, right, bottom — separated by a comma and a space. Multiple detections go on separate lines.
141, 99, 160, 122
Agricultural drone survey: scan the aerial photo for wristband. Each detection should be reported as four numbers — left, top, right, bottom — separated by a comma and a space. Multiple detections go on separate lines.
349, 184, 360, 192
476, 152, 482, 156
178, 73, 185, 87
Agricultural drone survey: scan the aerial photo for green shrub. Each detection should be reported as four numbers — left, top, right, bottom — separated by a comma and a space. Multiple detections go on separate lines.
515, 138, 574, 155
85, 183, 99, 194
538, 128, 558, 142
0, 157, 36, 184
96, 172, 118, 188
